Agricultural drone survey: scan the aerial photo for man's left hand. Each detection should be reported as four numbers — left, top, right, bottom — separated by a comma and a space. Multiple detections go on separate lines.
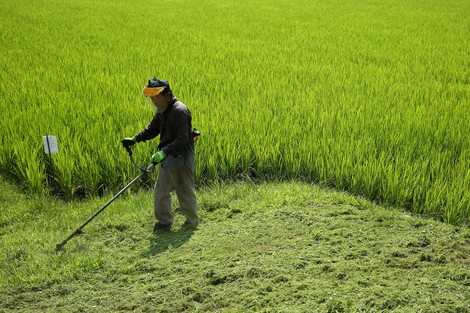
151, 151, 166, 164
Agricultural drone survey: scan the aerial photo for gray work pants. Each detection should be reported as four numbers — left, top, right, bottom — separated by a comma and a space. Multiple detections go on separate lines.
154, 165, 198, 225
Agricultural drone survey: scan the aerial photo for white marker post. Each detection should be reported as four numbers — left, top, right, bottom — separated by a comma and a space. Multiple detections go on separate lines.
43, 135, 58, 192
43, 135, 59, 155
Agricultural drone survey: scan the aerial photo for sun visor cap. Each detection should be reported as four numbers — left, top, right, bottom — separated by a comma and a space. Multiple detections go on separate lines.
142, 78, 171, 97
142, 86, 165, 97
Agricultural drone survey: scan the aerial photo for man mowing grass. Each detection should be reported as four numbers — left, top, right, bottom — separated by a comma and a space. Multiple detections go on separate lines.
121, 78, 198, 230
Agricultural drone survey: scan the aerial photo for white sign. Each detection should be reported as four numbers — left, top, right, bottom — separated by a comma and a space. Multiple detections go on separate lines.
43, 136, 59, 154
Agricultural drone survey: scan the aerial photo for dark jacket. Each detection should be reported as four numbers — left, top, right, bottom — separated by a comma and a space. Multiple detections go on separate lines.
135, 99, 195, 171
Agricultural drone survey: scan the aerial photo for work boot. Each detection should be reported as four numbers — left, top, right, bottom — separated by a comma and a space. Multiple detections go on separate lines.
153, 222, 172, 232
183, 220, 198, 228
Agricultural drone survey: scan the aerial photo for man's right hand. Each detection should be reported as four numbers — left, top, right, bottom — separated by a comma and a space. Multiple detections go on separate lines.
121, 136, 137, 148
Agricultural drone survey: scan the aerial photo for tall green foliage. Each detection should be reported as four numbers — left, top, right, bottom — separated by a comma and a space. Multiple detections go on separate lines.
1, 0, 469, 224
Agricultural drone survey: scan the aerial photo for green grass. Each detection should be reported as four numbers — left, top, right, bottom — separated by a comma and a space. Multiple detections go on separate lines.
0, 1, 469, 310
1, 0, 469, 224
1, 176, 469, 312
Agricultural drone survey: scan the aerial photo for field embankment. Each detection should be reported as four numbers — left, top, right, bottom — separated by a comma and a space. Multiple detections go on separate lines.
1, 177, 469, 312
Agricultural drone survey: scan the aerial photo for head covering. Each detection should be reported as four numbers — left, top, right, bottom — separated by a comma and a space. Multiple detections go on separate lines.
142, 78, 172, 97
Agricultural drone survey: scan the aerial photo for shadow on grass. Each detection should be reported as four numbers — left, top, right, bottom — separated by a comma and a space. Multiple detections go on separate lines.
142, 225, 196, 256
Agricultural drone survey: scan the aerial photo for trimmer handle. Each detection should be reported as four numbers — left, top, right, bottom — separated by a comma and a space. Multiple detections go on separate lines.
192, 128, 201, 141
125, 145, 154, 173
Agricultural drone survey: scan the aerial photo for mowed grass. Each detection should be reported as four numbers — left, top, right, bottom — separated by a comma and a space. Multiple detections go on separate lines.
0, 0, 469, 224
1, 176, 469, 312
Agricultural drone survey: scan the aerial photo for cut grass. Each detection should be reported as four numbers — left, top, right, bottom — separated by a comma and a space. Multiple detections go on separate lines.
1, 177, 469, 312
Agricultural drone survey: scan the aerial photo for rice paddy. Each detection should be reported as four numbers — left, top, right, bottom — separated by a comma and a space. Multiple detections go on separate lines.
0, 0, 469, 224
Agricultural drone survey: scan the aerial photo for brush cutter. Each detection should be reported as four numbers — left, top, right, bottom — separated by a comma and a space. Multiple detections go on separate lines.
55, 129, 200, 252
55, 147, 155, 251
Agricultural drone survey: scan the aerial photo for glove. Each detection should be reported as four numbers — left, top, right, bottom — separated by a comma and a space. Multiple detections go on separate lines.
151, 151, 166, 164
121, 136, 137, 148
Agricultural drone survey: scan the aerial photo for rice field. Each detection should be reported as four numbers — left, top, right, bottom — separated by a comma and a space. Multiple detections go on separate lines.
0, 0, 469, 224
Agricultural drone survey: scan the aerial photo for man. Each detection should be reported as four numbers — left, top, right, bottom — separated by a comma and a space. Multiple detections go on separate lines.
121, 78, 198, 230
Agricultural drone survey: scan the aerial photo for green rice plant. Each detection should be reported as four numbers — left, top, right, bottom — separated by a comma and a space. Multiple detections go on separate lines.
11, 144, 45, 195
0, 0, 468, 224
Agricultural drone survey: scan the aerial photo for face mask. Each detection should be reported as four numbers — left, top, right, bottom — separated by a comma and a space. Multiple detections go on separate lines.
145, 97, 157, 113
